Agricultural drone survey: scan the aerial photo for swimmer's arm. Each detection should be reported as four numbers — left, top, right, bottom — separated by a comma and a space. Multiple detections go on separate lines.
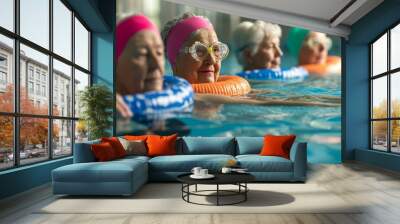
116, 94, 133, 118
195, 94, 248, 104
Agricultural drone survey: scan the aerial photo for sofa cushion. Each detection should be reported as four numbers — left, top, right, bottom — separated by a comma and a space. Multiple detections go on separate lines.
101, 137, 127, 158
147, 134, 177, 157
181, 137, 235, 155
118, 138, 147, 156
236, 155, 293, 172
53, 158, 147, 183
235, 137, 263, 155
124, 135, 148, 141
260, 135, 296, 159
91, 142, 118, 161
149, 154, 235, 172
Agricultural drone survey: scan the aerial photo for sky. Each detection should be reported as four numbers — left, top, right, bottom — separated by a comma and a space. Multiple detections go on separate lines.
0, 0, 89, 73
372, 31, 400, 107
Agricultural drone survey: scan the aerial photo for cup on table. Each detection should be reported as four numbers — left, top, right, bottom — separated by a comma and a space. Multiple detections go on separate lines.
191, 167, 202, 176
200, 169, 208, 176
221, 167, 232, 174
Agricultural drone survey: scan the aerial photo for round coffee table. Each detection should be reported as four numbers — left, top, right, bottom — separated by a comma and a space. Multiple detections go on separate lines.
177, 173, 255, 206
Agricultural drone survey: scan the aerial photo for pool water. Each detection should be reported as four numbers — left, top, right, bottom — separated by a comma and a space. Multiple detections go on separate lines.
118, 51, 342, 164
118, 73, 341, 164
184, 74, 341, 164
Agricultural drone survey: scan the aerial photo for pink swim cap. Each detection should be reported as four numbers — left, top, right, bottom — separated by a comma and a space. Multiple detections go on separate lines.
166, 16, 213, 65
116, 14, 158, 61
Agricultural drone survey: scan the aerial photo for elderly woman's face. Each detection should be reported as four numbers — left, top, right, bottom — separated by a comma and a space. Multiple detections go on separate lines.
299, 44, 328, 65
117, 30, 164, 95
174, 29, 221, 84
249, 35, 282, 69
299, 32, 329, 65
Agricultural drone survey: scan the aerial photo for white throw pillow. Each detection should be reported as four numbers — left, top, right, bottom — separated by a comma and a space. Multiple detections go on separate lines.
118, 137, 147, 156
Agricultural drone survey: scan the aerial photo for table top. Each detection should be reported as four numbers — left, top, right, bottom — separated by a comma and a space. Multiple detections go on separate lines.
177, 172, 255, 185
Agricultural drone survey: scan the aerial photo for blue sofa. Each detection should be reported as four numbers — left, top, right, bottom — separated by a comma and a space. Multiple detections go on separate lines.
52, 137, 307, 196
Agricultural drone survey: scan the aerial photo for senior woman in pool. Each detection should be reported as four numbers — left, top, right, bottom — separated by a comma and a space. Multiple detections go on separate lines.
232, 20, 283, 71
116, 14, 193, 118
232, 20, 311, 81
298, 31, 341, 75
161, 13, 338, 107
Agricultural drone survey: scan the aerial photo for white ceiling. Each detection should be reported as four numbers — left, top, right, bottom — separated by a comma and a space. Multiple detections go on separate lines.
165, 0, 384, 38
226, 0, 353, 22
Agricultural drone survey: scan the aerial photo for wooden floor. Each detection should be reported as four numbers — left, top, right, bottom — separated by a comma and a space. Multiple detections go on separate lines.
1, 162, 400, 224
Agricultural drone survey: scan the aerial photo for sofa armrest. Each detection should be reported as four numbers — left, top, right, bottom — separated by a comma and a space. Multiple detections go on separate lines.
290, 142, 307, 181
73, 142, 97, 163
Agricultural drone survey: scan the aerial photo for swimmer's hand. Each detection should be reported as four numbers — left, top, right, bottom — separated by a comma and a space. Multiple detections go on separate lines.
116, 94, 133, 118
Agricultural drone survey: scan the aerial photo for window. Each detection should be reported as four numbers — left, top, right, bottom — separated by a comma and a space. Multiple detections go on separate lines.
35, 70, 41, 81
42, 85, 46, 97
74, 69, 89, 119
0, 116, 13, 170
74, 17, 90, 70
0, 54, 8, 88
0, 35, 13, 113
53, 59, 72, 117
28, 67, 34, 80
370, 23, 400, 154
0, 55, 7, 67
28, 81, 34, 94
20, 0, 49, 49
53, 119, 72, 158
41, 73, 46, 83
0, 0, 91, 170
0, 71, 6, 85
53, 0, 72, 60
36, 83, 40, 95
0, 0, 14, 32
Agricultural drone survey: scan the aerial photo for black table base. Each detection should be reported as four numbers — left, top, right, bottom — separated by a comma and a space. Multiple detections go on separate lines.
181, 183, 249, 206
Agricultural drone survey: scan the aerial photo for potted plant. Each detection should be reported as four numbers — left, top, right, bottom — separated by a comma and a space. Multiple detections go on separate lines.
79, 84, 113, 140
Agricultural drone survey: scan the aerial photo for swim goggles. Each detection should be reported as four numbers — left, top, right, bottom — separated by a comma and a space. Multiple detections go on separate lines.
182, 41, 229, 61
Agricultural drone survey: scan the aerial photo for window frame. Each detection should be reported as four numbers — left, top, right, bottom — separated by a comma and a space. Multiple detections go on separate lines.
0, 0, 92, 171
370, 20, 400, 154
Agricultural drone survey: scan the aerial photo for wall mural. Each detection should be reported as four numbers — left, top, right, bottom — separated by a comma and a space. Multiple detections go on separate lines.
115, 0, 342, 163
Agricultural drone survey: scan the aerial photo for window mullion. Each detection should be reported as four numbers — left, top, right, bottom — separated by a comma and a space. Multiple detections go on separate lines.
370, 45, 373, 149
388, 30, 391, 152
71, 11, 76, 154
48, 0, 53, 160
13, 0, 20, 167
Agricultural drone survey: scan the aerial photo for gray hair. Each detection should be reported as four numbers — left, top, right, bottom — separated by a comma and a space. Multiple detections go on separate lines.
232, 20, 282, 66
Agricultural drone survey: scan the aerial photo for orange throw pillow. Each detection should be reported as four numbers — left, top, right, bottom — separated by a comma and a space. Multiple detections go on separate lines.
124, 135, 148, 141
91, 142, 117, 161
146, 134, 178, 157
260, 135, 296, 159
101, 137, 126, 158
